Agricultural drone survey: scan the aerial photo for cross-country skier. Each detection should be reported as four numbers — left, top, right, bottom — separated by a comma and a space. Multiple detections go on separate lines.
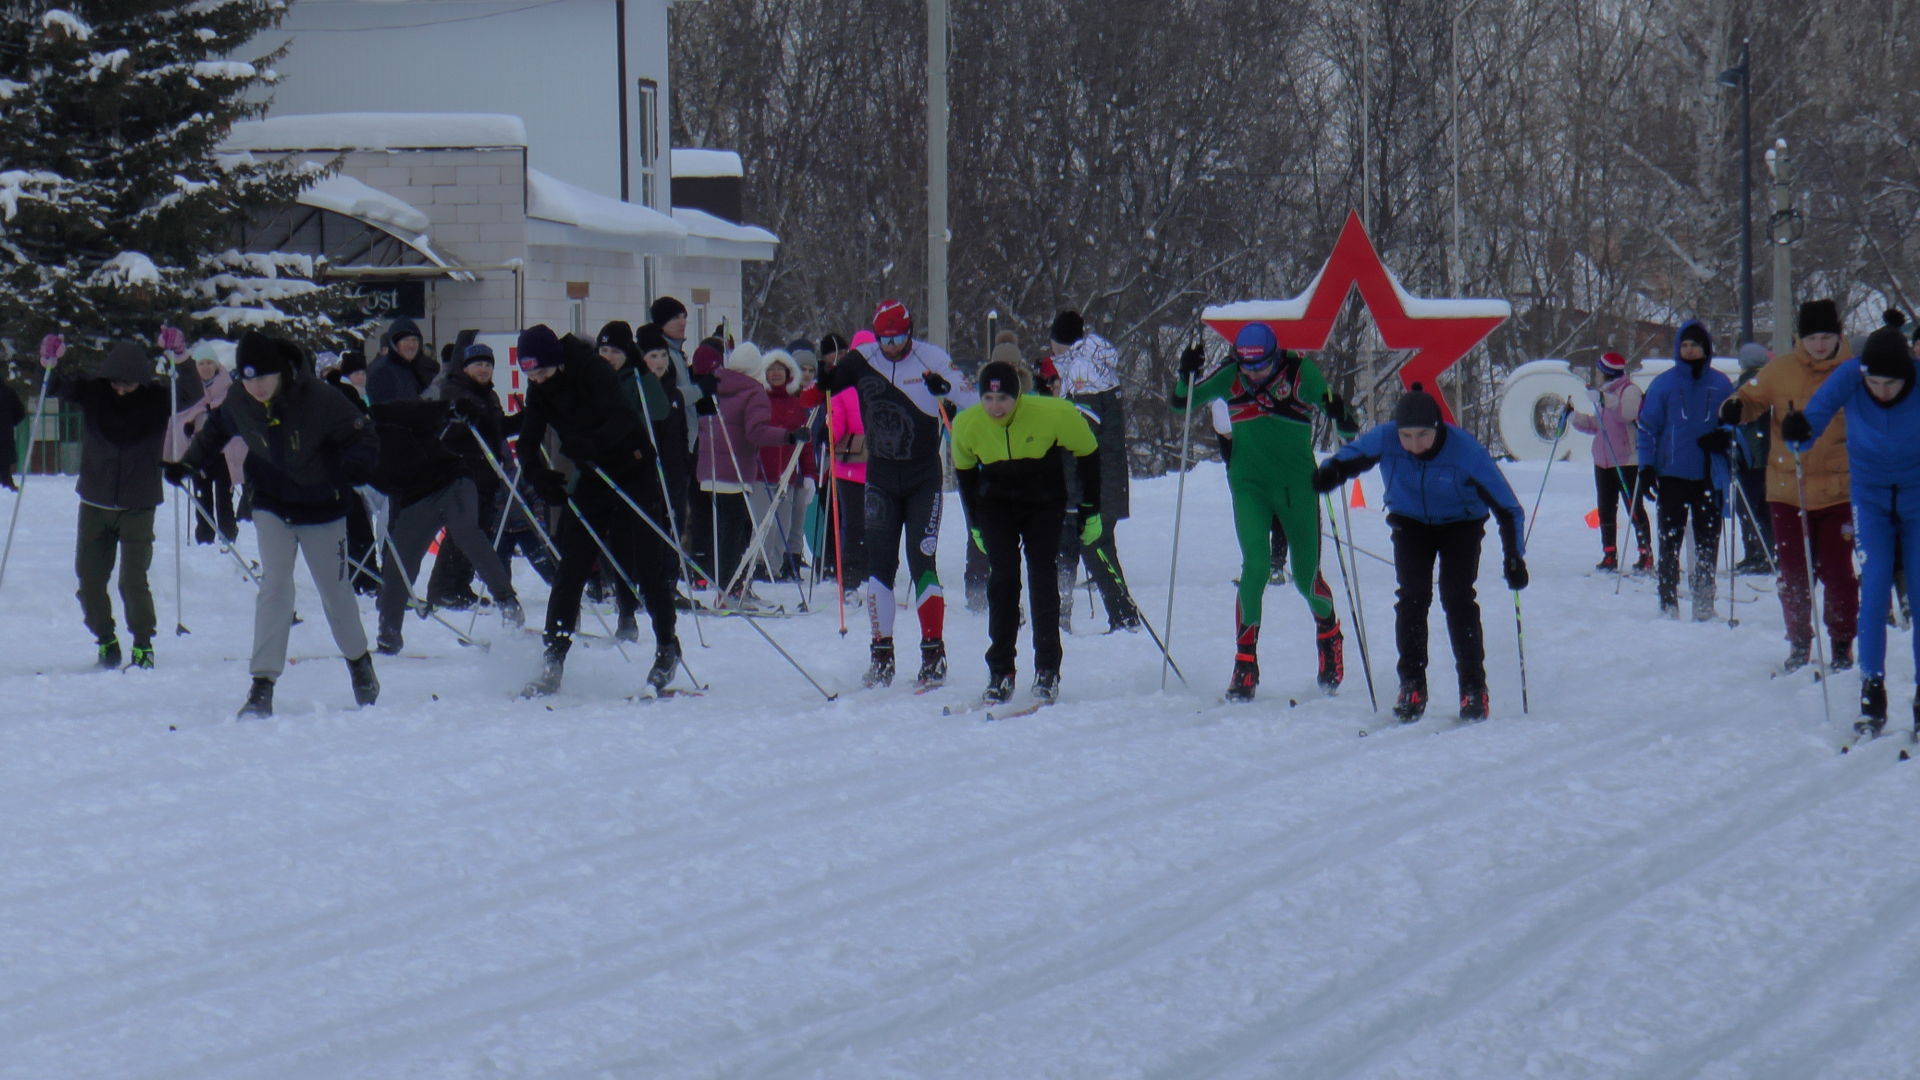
1312, 383, 1527, 721
1636, 321, 1733, 620
819, 300, 979, 689
1047, 311, 1142, 632
1565, 352, 1652, 573
1783, 310, 1920, 738
950, 358, 1102, 704
166, 331, 381, 717
1719, 299, 1856, 674
1171, 324, 1357, 702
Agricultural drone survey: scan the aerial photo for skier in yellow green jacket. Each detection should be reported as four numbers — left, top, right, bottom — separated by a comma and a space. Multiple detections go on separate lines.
951, 359, 1103, 706
1172, 323, 1360, 701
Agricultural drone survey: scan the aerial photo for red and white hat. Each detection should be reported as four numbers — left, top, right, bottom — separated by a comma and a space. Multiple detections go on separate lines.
1597, 352, 1627, 374
872, 299, 912, 338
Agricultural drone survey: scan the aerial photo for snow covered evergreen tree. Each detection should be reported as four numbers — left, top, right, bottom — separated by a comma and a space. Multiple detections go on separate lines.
0, 1, 347, 366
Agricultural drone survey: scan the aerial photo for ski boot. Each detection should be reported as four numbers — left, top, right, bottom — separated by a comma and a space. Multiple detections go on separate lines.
1460, 684, 1490, 722
237, 676, 275, 719
1735, 551, 1772, 575
522, 644, 568, 698
96, 637, 121, 670
1782, 640, 1811, 675
346, 651, 380, 707
129, 642, 155, 670
916, 639, 948, 690
1634, 545, 1654, 574
1595, 547, 1618, 573
1831, 639, 1855, 672
1315, 613, 1344, 694
615, 609, 640, 643
1108, 601, 1142, 634
647, 638, 681, 692
498, 599, 525, 631
1225, 654, 1259, 703
863, 637, 896, 689
982, 671, 1015, 705
375, 626, 404, 657
1393, 679, 1427, 723
1857, 676, 1888, 739
1033, 669, 1060, 703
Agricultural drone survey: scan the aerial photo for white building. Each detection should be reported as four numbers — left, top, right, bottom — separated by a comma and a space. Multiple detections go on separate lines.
237, 0, 774, 347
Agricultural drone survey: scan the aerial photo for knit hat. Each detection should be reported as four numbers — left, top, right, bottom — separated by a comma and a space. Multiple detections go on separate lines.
649, 296, 687, 327
727, 341, 763, 379
977, 360, 1021, 396
339, 349, 367, 377
1862, 310, 1915, 383
988, 338, 1024, 370
690, 337, 724, 376
1737, 342, 1770, 370
597, 320, 637, 358
1049, 310, 1085, 346
634, 323, 671, 356
872, 299, 912, 338
386, 317, 422, 347
234, 331, 297, 381
98, 341, 152, 383
1796, 299, 1842, 338
515, 324, 564, 372
818, 332, 848, 356
462, 342, 496, 366
1597, 351, 1627, 375
1393, 382, 1443, 429
1233, 323, 1278, 366
850, 330, 877, 350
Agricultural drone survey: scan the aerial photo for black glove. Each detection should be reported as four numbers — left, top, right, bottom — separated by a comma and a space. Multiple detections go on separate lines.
1504, 553, 1529, 590
1325, 393, 1360, 433
528, 467, 568, 505
1178, 345, 1206, 378
922, 371, 951, 397
787, 426, 812, 445
1718, 397, 1745, 425
446, 396, 477, 424
1780, 409, 1812, 443
694, 394, 719, 417
162, 460, 197, 488
1310, 459, 1345, 494
1695, 429, 1733, 454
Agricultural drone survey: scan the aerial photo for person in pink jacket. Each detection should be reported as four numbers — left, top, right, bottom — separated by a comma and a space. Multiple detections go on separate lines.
1566, 351, 1652, 572
695, 341, 798, 609
827, 382, 868, 605
169, 343, 248, 544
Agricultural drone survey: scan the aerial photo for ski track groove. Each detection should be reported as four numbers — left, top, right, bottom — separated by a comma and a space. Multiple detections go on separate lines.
1172, 743, 1882, 1080
618, 718, 1668, 1077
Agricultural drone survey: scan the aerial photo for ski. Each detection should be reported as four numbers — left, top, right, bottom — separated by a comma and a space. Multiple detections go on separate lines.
986, 699, 1054, 722
941, 698, 1000, 717
1839, 722, 1890, 755
633, 687, 706, 702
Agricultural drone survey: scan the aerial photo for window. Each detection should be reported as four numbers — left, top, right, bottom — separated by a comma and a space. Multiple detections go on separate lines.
636, 78, 660, 207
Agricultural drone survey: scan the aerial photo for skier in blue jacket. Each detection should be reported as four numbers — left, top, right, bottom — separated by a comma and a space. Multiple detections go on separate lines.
1312, 383, 1527, 722
1637, 321, 1734, 620
1784, 310, 1920, 737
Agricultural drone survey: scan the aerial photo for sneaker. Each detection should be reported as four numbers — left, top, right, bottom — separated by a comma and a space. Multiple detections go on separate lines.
1831, 639, 1855, 671
1595, 548, 1618, 572
647, 638, 681, 691
863, 637, 896, 689
1460, 685, 1490, 721
1315, 614, 1344, 693
129, 644, 155, 670
916, 639, 948, 689
346, 651, 380, 707
1393, 679, 1427, 723
237, 676, 275, 719
96, 637, 121, 670
521, 651, 566, 698
375, 628, 404, 656
982, 671, 1015, 705
498, 599, 525, 630
1225, 654, 1258, 702
1782, 641, 1811, 675
615, 610, 640, 642
1032, 669, 1060, 703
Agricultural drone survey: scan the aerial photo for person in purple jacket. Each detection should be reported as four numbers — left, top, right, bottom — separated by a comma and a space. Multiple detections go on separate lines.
1636, 321, 1734, 620
1566, 351, 1652, 573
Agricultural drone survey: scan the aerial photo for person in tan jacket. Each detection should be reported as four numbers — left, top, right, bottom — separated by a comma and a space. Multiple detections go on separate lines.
1720, 298, 1857, 672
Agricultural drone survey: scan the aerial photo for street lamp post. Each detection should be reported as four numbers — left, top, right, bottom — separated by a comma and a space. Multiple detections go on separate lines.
1718, 39, 1753, 346
1450, 0, 1482, 297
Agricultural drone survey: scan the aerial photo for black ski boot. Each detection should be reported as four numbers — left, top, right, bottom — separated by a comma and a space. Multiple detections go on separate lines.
522, 646, 568, 698
1594, 547, 1618, 573
1858, 676, 1888, 738
615, 609, 640, 643
346, 651, 380, 707
1032, 669, 1060, 703
1831, 639, 1855, 672
1459, 684, 1490, 722
129, 642, 155, 670
863, 637, 896, 689
916, 639, 948, 690
1393, 679, 1427, 723
96, 637, 121, 670
1315, 613, 1344, 694
647, 638, 681, 691
237, 676, 275, 719
983, 671, 1015, 705
1225, 655, 1258, 702
1782, 640, 1811, 675
498, 599, 525, 630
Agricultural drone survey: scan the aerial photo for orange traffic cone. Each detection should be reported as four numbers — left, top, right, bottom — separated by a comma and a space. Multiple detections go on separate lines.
1584, 508, 1601, 529
1348, 479, 1367, 509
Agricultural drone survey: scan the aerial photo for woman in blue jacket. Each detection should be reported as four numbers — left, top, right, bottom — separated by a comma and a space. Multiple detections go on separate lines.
1637, 321, 1734, 620
1312, 384, 1528, 722
1785, 311, 1920, 736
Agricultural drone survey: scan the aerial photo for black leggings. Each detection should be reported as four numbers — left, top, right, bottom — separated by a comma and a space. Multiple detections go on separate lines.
1390, 514, 1486, 690
1593, 464, 1651, 556
864, 478, 943, 641
982, 500, 1067, 675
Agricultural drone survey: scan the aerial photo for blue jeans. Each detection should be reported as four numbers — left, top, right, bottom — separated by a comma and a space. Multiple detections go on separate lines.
1851, 482, 1920, 681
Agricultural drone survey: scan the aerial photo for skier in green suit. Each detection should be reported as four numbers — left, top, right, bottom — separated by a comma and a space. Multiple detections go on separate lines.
1172, 323, 1359, 701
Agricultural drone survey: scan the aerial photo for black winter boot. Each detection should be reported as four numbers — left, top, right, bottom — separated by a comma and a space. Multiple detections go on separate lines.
1858, 676, 1888, 737
346, 652, 380, 707
1831, 639, 1854, 672
522, 647, 567, 698
237, 676, 274, 719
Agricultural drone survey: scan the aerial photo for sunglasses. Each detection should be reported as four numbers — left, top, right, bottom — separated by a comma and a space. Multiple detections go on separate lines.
878, 333, 911, 347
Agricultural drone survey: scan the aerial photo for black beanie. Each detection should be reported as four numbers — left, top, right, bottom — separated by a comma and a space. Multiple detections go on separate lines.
1393, 382, 1443, 429
977, 360, 1021, 397
597, 320, 637, 356
1049, 310, 1085, 345
649, 296, 687, 327
634, 323, 670, 355
1862, 310, 1915, 382
818, 332, 848, 355
1678, 322, 1714, 356
235, 331, 294, 380
339, 350, 368, 377
1796, 299, 1842, 338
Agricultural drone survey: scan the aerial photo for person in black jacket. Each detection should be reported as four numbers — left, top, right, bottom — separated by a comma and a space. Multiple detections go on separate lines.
513, 325, 681, 696
424, 343, 516, 610
169, 332, 382, 718
1, 380, 27, 493
365, 317, 432, 405
51, 341, 170, 669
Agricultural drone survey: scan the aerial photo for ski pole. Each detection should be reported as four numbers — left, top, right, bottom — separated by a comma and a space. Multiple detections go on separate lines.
1725, 461, 1739, 628
1163, 362, 1199, 691
467, 455, 520, 642
1092, 544, 1185, 684
1791, 437, 1834, 728
0, 365, 53, 592
167, 359, 188, 637
378, 530, 489, 650
592, 465, 835, 701
828, 451, 847, 637
1320, 527, 1395, 568
1523, 410, 1568, 548
185, 487, 265, 587
1512, 589, 1530, 714
634, 405, 708, 648
1325, 489, 1379, 713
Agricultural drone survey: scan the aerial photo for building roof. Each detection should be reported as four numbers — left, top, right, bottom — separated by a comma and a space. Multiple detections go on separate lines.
224, 112, 529, 151
526, 168, 687, 255
670, 149, 744, 178
672, 207, 777, 262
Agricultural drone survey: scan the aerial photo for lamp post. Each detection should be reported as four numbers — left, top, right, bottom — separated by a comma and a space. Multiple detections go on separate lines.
926, 0, 949, 349
1450, 0, 1482, 297
1765, 139, 1800, 354
1718, 39, 1753, 346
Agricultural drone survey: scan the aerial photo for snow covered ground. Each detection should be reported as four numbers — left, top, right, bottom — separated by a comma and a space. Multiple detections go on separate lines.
5, 455, 1920, 1079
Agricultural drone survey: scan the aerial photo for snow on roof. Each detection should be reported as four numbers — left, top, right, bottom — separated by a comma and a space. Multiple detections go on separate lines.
526, 169, 685, 254
223, 112, 529, 151
672, 207, 778, 261
671, 149, 744, 178
297, 174, 431, 236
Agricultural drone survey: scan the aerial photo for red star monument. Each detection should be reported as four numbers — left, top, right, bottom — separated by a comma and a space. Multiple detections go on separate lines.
1202, 211, 1510, 424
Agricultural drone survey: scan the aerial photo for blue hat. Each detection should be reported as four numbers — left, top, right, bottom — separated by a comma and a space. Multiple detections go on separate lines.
1233, 323, 1278, 366
463, 342, 495, 365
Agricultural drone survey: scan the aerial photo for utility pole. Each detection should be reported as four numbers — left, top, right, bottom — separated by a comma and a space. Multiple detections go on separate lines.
925, 0, 950, 349
1718, 40, 1753, 346
1450, 0, 1482, 296
1766, 139, 1798, 354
